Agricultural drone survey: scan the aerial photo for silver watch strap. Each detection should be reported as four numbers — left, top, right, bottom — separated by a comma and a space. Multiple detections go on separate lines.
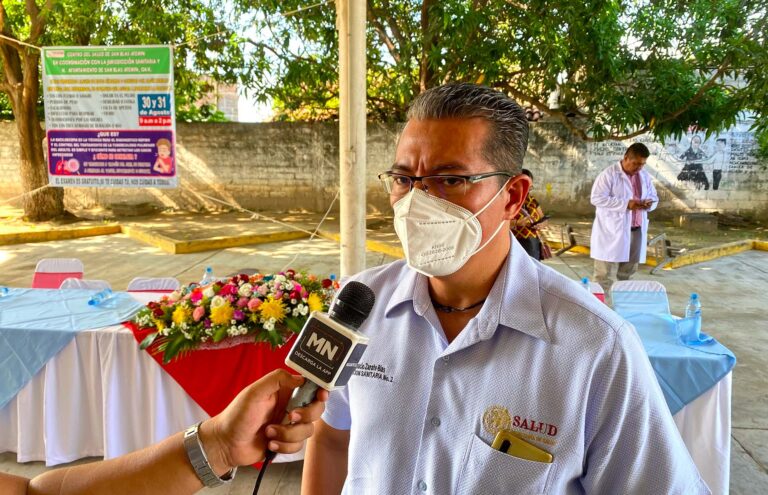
183, 421, 237, 487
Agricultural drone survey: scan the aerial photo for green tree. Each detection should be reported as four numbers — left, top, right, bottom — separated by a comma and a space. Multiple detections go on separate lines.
0, 0, 241, 220
241, 0, 767, 149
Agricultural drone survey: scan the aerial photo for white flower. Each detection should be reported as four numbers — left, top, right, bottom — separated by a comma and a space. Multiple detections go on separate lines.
210, 295, 227, 308
292, 307, 300, 317
203, 287, 215, 299
300, 305, 308, 316
264, 320, 275, 331
275, 275, 287, 283
168, 291, 182, 302
238, 283, 253, 297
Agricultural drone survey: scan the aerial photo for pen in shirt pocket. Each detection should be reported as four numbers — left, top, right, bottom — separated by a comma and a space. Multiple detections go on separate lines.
492, 430, 553, 463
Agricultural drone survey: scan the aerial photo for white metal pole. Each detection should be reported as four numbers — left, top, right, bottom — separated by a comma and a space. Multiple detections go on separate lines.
337, 0, 367, 277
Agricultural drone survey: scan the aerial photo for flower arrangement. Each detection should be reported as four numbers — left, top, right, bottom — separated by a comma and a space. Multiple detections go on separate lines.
135, 270, 339, 363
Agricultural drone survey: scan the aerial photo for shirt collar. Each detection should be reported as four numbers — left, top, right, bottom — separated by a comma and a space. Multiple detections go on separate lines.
383, 235, 551, 343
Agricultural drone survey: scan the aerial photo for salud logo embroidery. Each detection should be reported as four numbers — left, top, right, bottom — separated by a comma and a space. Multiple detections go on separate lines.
482, 405, 512, 435
482, 405, 560, 447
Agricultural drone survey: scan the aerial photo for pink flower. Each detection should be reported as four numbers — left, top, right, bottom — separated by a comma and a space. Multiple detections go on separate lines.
275, 290, 284, 299
190, 290, 203, 303
237, 297, 249, 308
219, 284, 237, 297
258, 285, 269, 296
233, 310, 245, 321
300, 290, 309, 299
247, 298, 262, 311
192, 306, 205, 322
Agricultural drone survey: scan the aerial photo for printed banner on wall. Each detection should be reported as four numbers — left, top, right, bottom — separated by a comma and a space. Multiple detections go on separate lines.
42, 45, 177, 188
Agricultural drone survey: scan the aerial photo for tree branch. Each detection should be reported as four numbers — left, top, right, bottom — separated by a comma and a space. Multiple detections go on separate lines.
496, 53, 733, 143
0, 0, 23, 88
651, 56, 733, 129
25, 0, 52, 45
379, 0, 408, 50
419, 0, 437, 91
441, 0, 490, 83
367, 1, 400, 64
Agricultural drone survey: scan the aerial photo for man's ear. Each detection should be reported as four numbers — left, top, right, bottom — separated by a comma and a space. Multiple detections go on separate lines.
503, 173, 531, 220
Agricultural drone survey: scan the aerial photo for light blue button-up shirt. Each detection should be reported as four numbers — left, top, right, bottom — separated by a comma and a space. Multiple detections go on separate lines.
323, 236, 709, 494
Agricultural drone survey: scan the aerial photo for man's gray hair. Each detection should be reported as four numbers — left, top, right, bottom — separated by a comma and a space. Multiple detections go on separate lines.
407, 83, 529, 175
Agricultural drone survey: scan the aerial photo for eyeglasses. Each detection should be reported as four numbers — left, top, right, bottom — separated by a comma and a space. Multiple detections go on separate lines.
377, 171, 513, 200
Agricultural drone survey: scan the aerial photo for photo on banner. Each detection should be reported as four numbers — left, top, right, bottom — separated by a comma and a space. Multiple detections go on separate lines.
41, 45, 177, 188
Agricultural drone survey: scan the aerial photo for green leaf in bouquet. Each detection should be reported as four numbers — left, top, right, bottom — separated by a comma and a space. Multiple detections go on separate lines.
265, 330, 283, 347
162, 334, 189, 364
212, 326, 229, 343
139, 332, 159, 350
284, 316, 304, 334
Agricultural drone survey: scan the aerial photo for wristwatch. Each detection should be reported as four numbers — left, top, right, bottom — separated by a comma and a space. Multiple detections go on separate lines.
183, 421, 237, 487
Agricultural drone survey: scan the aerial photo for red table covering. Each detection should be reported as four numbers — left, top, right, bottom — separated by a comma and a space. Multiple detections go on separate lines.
125, 322, 294, 417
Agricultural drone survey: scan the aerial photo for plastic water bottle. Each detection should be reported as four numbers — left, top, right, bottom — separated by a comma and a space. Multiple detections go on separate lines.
88, 288, 114, 306
200, 266, 215, 285
685, 293, 702, 318
581, 277, 591, 292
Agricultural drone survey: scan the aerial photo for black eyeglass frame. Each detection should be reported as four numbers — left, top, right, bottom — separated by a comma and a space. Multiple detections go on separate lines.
377, 171, 514, 196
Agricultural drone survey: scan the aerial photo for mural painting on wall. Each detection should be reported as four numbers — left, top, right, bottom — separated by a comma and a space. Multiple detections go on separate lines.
587, 119, 760, 193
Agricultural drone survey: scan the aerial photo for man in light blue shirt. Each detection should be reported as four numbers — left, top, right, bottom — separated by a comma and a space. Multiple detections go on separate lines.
303, 83, 708, 494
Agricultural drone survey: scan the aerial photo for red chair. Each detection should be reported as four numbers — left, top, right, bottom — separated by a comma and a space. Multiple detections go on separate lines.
32, 258, 84, 289
589, 281, 606, 303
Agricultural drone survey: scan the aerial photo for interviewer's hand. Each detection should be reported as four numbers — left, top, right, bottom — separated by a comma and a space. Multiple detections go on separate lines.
201, 370, 329, 475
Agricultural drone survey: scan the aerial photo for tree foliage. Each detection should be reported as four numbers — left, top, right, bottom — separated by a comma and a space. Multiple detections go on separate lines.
240, 0, 767, 151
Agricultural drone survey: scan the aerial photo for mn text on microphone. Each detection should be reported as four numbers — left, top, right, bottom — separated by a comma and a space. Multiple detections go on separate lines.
283, 281, 376, 411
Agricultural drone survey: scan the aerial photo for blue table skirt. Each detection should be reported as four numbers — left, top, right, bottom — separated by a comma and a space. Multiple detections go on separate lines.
625, 312, 736, 415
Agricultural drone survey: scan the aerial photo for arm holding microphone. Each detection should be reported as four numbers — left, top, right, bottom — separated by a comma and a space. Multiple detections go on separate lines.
0, 370, 327, 495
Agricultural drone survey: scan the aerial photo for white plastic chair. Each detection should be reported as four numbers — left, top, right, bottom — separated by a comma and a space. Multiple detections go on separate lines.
611, 280, 670, 316
59, 278, 112, 291
126, 277, 181, 293
32, 258, 85, 289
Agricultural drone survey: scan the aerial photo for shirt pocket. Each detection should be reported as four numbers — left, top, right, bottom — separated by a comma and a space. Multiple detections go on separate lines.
456, 433, 553, 495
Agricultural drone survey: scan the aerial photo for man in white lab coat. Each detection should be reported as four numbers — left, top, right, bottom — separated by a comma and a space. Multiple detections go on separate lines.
590, 143, 659, 292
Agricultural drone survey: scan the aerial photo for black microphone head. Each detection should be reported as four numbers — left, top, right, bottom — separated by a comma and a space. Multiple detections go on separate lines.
329, 281, 376, 329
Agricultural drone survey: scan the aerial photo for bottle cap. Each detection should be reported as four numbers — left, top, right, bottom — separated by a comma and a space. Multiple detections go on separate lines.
691, 293, 699, 299
581, 277, 589, 283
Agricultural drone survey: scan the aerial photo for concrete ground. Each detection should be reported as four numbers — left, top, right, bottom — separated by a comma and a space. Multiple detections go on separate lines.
0, 209, 766, 494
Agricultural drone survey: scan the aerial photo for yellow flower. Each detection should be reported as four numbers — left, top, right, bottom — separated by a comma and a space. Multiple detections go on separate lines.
259, 297, 286, 322
172, 306, 192, 326
153, 319, 166, 331
210, 305, 234, 325
307, 292, 324, 313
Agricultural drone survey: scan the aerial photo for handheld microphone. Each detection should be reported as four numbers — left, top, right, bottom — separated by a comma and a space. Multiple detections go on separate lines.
282, 280, 376, 414
253, 281, 376, 495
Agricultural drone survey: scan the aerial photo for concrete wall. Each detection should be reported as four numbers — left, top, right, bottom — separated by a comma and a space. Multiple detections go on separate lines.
0, 120, 766, 219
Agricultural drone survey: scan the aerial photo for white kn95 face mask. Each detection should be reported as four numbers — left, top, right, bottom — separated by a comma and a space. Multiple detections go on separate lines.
393, 184, 509, 277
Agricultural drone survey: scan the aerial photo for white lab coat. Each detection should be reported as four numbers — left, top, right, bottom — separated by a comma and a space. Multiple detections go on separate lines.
590, 162, 658, 263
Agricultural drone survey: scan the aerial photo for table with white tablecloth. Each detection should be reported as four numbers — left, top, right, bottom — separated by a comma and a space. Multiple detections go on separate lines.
0, 292, 732, 494
0, 292, 301, 465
